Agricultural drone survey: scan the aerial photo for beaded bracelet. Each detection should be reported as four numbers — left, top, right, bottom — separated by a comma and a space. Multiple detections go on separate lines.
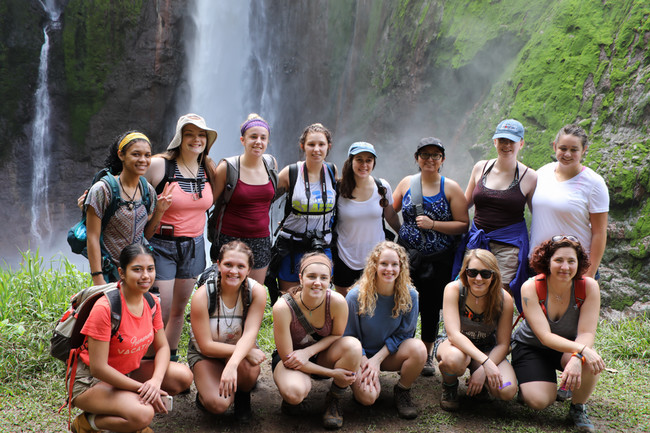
90, 271, 103, 277
572, 352, 586, 364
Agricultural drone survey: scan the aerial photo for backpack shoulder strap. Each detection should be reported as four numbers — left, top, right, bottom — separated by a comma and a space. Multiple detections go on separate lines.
409, 173, 423, 211
574, 277, 586, 308
206, 273, 219, 316
104, 287, 122, 338
138, 176, 152, 213
155, 159, 177, 195
222, 155, 241, 206
99, 175, 122, 231
534, 273, 548, 317
283, 163, 300, 220
262, 154, 279, 192
324, 162, 336, 184
282, 293, 316, 336
457, 280, 467, 309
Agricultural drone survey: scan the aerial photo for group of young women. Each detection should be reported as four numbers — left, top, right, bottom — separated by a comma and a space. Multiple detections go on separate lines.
69, 114, 608, 433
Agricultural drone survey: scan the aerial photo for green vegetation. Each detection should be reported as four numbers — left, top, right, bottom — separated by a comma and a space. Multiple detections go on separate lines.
1, 252, 650, 432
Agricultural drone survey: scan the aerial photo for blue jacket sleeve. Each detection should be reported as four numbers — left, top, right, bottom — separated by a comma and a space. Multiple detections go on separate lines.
384, 288, 419, 354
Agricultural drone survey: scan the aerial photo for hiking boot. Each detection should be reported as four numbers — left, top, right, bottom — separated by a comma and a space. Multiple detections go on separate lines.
557, 387, 573, 401
440, 380, 460, 412
71, 413, 98, 433
393, 384, 418, 419
421, 354, 435, 376
195, 392, 208, 412
322, 390, 344, 430
281, 399, 305, 416
569, 403, 595, 433
234, 391, 252, 424
134, 428, 154, 433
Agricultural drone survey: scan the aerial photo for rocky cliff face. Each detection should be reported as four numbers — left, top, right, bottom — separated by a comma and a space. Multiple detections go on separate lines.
1, 0, 648, 314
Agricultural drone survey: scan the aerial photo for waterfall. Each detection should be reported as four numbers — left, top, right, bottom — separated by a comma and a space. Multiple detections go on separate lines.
186, 0, 252, 161
30, 0, 62, 245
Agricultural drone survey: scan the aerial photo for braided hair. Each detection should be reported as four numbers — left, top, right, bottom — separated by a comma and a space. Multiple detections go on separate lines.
213, 241, 254, 335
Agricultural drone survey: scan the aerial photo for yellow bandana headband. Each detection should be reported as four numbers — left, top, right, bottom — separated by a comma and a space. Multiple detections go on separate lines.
118, 132, 150, 152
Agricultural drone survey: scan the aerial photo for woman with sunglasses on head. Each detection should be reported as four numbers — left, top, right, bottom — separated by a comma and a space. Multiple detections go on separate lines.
272, 252, 361, 430
344, 242, 427, 419
529, 124, 609, 279
85, 131, 174, 286
333, 142, 401, 297
392, 137, 469, 376
274, 124, 338, 295
69, 244, 193, 433
146, 113, 218, 362
436, 249, 516, 411
512, 236, 604, 433
456, 119, 537, 313
188, 241, 267, 423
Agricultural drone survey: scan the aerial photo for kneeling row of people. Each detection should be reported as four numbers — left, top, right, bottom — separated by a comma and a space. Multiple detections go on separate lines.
68, 238, 604, 433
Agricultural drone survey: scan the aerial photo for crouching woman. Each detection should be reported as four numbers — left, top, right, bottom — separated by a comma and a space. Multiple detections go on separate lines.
188, 241, 267, 422
272, 252, 362, 430
69, 244, 193, 433
344, 241, 427, 419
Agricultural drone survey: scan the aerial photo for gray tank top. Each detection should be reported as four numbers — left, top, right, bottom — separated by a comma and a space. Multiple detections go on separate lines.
458, 282, 498, 350
513, 280, 580, 348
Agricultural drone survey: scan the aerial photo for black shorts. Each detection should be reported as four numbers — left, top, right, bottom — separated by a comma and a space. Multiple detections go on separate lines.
271, 349, 320, 374
332, 249, 363, 288
511, 341, 564, 384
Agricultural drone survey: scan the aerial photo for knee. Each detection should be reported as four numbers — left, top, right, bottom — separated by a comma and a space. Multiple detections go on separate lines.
338, 337, 363, 363
201, 393, 230, 414
404, 339, 428, 365
352, 387, 377, 406
126, 404, 155, 430
278, 381, 309, 405
494, 384, 517, 401
166, 364, 193, 395
238, 362, 261, 391
521, 392, 554, 410
437, 352, 467, 375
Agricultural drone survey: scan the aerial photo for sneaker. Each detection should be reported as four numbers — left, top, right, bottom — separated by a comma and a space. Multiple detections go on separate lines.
421, 354, 435, 377
557, 387, 573, 401
393, 384, 418, 419
569, 403, 595, 433
234, 391, 252, 424
322, 390, 344, 430
440, 381, 460, 412
71, 413, 97, 433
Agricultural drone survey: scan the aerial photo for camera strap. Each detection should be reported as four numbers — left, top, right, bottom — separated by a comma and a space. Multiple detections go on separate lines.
302, 163, 329, 235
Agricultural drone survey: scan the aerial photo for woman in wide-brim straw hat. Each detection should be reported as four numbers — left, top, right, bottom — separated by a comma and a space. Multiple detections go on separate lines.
145, 113, 219, 362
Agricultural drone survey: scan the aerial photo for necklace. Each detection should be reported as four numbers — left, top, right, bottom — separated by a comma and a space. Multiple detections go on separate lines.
300, 292, 325, 316
223, 293, 239, 329
179, 157, 200, 200
118, 176, 137, 210
468, 287, 488, 305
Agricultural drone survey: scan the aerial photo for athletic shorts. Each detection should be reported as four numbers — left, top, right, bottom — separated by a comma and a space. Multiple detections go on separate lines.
332, 249, 363, 288
150, 235, 206, 280
187, 341, 219, 369
278, 248, 332, 283
511, 341, 563, 384
211, 233, 271, 270
68, 362, 101, 405
271, 349, 320, 373
488, 241, 519, 286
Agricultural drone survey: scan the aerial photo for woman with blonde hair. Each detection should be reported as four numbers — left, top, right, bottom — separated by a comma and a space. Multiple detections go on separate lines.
344, 241, 427, 419
436, 249, 516, 411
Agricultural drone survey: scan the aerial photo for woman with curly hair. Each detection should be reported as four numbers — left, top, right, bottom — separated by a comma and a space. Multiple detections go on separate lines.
344, 241, 427, 419
188, 241, 267, 423
436, 249, 516, 411
512, 236, 604, 433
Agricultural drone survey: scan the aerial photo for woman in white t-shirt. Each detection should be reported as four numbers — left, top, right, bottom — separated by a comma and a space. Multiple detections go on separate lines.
333, 142, 401, 296
529, 124, 609, 278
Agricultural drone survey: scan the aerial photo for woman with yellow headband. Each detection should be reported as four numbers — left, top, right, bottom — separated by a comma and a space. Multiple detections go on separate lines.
271, 252, 361, 430
85, 131, 174, 286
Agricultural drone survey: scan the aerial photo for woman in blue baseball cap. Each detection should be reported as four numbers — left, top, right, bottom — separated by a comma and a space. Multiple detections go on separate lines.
455, 119, 537, 314
333, 142, 401, 296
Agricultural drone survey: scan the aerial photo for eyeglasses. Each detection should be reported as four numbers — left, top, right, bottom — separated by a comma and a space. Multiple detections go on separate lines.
551, 235, 579, 243
418, 152, 443, 160
466, 268, 494, 279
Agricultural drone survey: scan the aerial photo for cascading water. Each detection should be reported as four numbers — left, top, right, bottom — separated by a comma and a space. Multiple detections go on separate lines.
185, 0, 253, 160
30, 0, 62, 245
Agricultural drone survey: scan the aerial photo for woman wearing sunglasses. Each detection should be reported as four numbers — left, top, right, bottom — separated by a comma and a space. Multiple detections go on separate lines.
333, 142, 401, 297
392, 137, 469, 376
512, 236, 604, 433
435, 249, 516, 411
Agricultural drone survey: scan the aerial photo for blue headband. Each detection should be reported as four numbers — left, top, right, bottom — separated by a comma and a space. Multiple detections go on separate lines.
240, 119, 270, 136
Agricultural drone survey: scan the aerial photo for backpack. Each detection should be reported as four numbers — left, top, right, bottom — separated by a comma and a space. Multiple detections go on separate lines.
207, 154, 278, 243
512, 274, 586, 328
51, 283, 156, 424
195, 265, 253, 316
67, 169, 152, 261
155, 157, 210, 195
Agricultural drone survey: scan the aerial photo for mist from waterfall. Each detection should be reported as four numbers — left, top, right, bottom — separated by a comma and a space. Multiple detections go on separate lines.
30, 0, 62, 245
186, 0, 253, 161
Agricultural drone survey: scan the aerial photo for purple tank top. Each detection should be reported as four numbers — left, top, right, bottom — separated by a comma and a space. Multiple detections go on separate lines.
473, 161, 528, 232
287, 289, 334, 350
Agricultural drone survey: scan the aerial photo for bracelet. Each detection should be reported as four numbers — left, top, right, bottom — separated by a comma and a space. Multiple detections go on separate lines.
481, 357, 490, 366
572, 352, 586, 364
90, 271, 103, 277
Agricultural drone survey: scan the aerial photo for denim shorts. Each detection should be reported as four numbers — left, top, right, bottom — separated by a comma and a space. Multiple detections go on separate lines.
150, 234, 206, 280
278, 248, 333, 282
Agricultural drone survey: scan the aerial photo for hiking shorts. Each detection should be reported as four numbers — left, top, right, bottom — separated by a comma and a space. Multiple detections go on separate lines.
511, 341, 563, 384
150, 234, 206, 280
69, 362, 101, 405
332, 249, 363, 288
488, 241, 520, 286
211, 233, 272, 270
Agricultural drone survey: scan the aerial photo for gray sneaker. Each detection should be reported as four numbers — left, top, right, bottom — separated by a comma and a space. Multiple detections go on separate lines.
569, 403, 595, 433
440, 380, 460, 412
393, 384, 418, 419
421, 354, 435, 376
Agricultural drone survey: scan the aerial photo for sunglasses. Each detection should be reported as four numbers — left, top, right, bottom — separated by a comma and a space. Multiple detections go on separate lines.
466, 268, 494, 279
551, 235, 579, 243
418, 152, 443, 160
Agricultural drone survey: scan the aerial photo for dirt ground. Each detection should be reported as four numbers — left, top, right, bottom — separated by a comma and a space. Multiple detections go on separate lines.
148, 360, 605, 433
